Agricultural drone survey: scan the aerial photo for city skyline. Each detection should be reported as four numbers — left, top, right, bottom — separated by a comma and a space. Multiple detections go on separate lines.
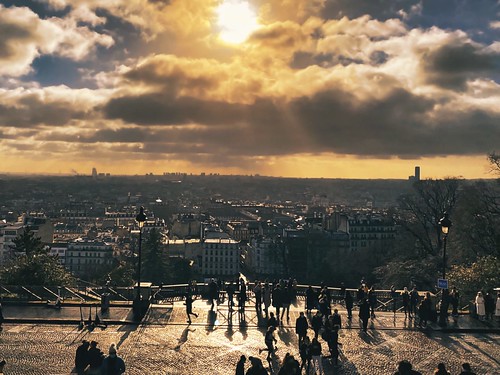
0, 0, 499, 179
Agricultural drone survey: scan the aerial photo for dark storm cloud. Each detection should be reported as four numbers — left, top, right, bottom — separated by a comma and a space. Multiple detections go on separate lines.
0, 96, 87, 128
423, 43, 500, 90
99, 86, 500, 158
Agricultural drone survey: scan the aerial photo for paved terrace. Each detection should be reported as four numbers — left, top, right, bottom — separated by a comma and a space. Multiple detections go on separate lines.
0, 299, 499, 374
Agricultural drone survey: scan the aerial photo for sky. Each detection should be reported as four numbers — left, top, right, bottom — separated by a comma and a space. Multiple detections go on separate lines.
0, 0, 499, 179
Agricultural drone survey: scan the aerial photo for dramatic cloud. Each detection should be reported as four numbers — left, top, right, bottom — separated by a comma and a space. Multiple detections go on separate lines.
0, 0, 498, 178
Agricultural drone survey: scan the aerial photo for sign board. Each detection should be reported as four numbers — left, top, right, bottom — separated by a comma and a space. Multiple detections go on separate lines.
437, 279, 448, 289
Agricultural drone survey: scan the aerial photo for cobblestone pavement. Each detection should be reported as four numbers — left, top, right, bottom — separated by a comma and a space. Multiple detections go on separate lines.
0, 301, 498, 374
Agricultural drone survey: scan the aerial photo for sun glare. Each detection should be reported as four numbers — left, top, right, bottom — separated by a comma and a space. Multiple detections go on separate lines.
216, 0, 259, 44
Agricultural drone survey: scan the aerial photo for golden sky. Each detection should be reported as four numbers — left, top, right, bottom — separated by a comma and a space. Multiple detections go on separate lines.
0, 0, 499, 179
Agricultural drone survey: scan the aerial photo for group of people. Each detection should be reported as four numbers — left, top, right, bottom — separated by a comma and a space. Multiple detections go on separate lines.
394, 360, 477, 375
74, 341, 125, 375
474, 291, 500, 321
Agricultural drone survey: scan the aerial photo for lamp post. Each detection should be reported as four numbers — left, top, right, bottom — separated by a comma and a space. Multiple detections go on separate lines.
134, 206, 147, 320
438, 213, 452, 327
439, 213, 452, 280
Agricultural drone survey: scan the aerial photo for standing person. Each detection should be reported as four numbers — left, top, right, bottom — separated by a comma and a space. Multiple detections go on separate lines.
475, 292, 485, 320
208, 279, 218, 311
309, 337, 324, 375
390, 286, 398, 315
281, 284, 292, 322
459, 363, 477, 375
75, 340, 90, 375
239, 278, 247, 315
317, 289, 329, 320
484, 292, 495, 320
401, 287, 410, 318
495, 292, 500, 322
259, 326, 277, 362
272, 284, 282, 323
306, 286, 316, 314
418, 292, 432, 328
299, 336, 311, 375
311, 310, 323, 339
86, 341, 104, 375
236, 355, 246, 375
345, 290, 353, 320
433, 363, 450, 375
227, 281, 235, 311
295, 311, 308, 346
356, 285, 365, 302
254, 281, 263, 314
368, 286, 377, 318
359, 299, 370, 333
0, 302, 3, 330
410, 287, 419, 319
185, 291, 198, 324
101, 344, 125, 375
329, 326, 342, 367
394, 360, 422, 375
450, 287, 460, 318
263, 282, 271, 318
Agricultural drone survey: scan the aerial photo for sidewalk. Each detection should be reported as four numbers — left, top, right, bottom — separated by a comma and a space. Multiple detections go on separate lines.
2, 299, 499, 333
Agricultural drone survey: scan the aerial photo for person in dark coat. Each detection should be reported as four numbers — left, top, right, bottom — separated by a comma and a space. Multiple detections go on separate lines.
484, 292, 495, 320
86, 341, 104, 375
401, 287, 410, 318
331, 308, 341, 329
246, 356, 268, 375
236, 355, 246, 375
101, 344, 125, 375
450, 287, 460, 317
311, 310, 322, 339
259, 326, 277, 362
368, 286, 377, 318
390, 286, 398, 315
299, 336, 312, 374
227, 281, 235, 311
394, 360, 422, 375
359, 299, 370, 333
295, 311, 308, 346
344, 290, 353, 320
306, 286, 316, 314
280, 285, 292, 322
459, 363, 476, 375
271, 284, 282, 323
418, 292, 432, 328
356, 285, 365, 302
267, 311, 278, 329
329, 326, 342, 366
410, 287, 420, 318
208, 279, 218, 311
74, 340, 90, 374
433, 362, 450, 375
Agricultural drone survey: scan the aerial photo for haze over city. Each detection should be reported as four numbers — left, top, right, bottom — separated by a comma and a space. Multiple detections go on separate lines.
0, 0, 499, 178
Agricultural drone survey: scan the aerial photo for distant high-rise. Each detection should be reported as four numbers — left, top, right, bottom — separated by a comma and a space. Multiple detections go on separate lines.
415, 166, 420, 181
92, 167, 97, 179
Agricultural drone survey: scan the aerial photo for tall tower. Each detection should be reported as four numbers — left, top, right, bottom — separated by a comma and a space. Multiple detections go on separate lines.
415, 166, 420, 181
92, 167, 97, 179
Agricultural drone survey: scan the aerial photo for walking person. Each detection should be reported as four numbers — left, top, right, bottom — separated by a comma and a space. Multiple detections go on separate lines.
267, 311, 279, 329
359, 298, 370, 333
306, 286, 316, 314
74, 340, 90, 375
272, 284, 282, 323
259, 326, 278, 362
475, 291, 485, 320
101, 344, 125, 375
310, 337, 324, 375
311, 310, 322, 339
239, 278, 247, 317
262, 282, 271, 317
329, 326, 342, 367
390, 286, 398, 315
254, 281, 263, 314
227, 281, 235, 311
208, 278, 218, 311
410, 287, 419, 319
345, 290, 353, 320
295, 311, 308, 346
401, 287, 410, 318
281, 284, 292, 322
185, 291, 198, 324
299, 336, 312, 375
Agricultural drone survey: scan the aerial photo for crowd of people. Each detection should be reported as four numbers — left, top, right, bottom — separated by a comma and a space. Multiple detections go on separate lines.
73, 341, 125, 375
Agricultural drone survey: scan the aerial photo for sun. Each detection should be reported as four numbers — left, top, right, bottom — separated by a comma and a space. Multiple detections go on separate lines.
216, 0, 259, 44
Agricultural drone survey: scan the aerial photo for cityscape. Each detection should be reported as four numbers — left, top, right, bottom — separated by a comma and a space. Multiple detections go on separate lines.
1, 0, 500, 374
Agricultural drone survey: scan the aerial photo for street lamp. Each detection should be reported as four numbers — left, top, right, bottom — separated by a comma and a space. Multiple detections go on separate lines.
439, 213, 452, 280
438, 213, 452, 327
134, 206, 147, 320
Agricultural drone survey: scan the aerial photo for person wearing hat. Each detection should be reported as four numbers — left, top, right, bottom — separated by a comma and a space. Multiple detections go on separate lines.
74, 340, 90, 374
101, 343, 125, 375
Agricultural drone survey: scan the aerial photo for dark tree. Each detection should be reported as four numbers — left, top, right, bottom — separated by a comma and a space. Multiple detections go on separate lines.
141, 228, 168, 285
9, 228, 45, 256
